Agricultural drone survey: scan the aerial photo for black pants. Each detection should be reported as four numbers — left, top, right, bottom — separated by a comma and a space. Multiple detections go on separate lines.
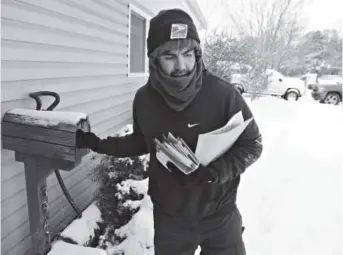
154, 207, 246, 255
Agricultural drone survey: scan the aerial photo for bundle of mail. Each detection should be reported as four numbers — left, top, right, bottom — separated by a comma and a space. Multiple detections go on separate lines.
154, 133, 199, 175
154, 111, 253, 175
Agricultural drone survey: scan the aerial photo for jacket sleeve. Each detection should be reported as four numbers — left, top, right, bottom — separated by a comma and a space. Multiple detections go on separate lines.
206, 88, 263, 184
92, 97, 148, 158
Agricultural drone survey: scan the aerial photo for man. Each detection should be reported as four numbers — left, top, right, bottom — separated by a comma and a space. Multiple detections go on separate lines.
77, 8, 263, 255
301, 68, 320, 89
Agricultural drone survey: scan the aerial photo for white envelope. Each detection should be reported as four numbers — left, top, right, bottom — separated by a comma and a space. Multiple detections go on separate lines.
195, 111, 253, 166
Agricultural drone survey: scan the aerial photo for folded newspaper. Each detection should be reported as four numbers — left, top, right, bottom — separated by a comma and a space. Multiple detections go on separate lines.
154, 111, 253, 175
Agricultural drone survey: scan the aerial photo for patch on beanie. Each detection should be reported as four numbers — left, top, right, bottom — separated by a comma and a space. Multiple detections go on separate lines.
170, 23, 188, 39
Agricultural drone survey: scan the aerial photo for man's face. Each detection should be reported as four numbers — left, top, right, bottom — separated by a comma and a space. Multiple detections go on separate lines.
157, 45, 196, 77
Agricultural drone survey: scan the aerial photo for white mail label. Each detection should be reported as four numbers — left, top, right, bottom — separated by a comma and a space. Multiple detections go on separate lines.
170, 23, 188, 39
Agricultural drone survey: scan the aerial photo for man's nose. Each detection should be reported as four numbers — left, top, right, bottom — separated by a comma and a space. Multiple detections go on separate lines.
175, 56, 186, 70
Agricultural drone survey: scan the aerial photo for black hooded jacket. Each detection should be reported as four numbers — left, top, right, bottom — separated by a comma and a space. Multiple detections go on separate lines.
90, 70, 263, 219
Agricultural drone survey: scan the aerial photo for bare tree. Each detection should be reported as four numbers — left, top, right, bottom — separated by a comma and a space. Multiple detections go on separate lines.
218, 0, 307, 99
203, 29, 251, 81
226, 0, 306, 68
199, 0, 231, 43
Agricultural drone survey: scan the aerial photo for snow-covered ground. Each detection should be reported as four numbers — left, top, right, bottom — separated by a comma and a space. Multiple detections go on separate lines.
238, 96, 343, 255
55, 95, 343, 255
116, 96, 342, 255
48, 203, 106, 255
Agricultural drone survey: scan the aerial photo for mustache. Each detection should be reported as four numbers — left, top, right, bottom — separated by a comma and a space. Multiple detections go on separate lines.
170, 69, 190, 77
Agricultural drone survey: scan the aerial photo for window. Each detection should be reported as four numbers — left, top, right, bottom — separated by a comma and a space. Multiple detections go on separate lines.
128, 5, 150, 76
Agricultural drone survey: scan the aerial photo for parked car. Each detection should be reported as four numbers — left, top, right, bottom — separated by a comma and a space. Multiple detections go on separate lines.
311, 76, 342, 105
232, 69, 306, 101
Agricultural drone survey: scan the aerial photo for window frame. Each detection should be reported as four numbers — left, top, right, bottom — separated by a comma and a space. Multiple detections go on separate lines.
128, 3, 150, 77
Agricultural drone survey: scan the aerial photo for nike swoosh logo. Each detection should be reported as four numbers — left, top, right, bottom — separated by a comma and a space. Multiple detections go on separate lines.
187, 123, 200, 128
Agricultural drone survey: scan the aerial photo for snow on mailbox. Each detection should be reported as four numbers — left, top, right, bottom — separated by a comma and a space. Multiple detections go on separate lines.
1, 108, 91, 255
2, 108, 90, 169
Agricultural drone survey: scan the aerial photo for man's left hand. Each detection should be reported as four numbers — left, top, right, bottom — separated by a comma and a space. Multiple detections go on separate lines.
167, 163, 216, 186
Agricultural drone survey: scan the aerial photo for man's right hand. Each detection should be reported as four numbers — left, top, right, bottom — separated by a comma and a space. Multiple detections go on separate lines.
76, 129, 99, 150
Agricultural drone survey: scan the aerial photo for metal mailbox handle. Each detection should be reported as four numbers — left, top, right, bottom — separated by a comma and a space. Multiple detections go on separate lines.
29, 91, 60, 111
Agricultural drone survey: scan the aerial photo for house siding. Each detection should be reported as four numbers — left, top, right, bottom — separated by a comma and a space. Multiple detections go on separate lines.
1, 0, 148, 254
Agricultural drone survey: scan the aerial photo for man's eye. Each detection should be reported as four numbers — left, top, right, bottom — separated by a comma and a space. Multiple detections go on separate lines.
164, 56, 174, 60
184, 52, 194, 57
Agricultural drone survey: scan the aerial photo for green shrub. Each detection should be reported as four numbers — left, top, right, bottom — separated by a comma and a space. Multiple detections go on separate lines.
90, 153, 148, 249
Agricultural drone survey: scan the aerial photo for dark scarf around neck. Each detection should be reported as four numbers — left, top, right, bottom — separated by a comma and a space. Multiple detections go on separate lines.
149, 54, 204, 112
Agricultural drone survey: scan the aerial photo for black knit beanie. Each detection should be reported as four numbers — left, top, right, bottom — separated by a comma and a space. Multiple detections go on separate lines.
147, 8, 200, 56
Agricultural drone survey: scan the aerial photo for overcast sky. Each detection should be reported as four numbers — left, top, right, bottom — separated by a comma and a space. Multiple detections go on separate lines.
197, 0, 342, 34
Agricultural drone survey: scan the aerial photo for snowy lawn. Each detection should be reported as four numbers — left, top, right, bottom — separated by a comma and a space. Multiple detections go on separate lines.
238, 96, 343, 255
56, 95, 343, 255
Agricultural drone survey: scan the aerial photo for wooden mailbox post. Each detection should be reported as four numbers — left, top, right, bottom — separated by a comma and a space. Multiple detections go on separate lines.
1, 108, 91, 255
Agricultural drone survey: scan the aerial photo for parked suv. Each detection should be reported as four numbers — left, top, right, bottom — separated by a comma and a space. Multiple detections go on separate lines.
232, 69, 306, 101
311, 76, 342, 105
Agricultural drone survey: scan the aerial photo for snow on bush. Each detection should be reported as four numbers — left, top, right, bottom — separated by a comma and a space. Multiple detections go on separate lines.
107, 179, 154, 255
59, 203, 103, 246
87, 124, 149, 251
92, 155, 146, 247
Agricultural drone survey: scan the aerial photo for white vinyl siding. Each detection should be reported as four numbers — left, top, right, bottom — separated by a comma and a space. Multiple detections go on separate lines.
1, 0, 148, 254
